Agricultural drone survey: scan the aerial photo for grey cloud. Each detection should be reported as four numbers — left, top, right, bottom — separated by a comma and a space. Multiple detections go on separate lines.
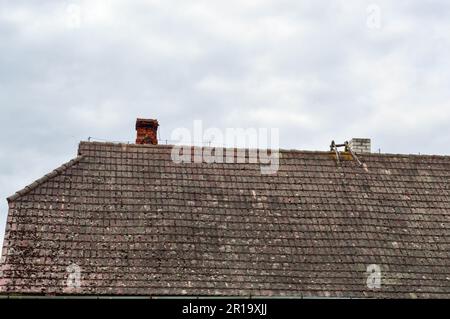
1, 0, 450, 251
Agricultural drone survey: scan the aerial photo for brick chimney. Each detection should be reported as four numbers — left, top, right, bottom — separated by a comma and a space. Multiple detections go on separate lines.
349, 138, 371, 154
136, 118, 159, 145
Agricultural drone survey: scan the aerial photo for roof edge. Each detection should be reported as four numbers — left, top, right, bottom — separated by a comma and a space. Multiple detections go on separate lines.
7, 155, 86, 203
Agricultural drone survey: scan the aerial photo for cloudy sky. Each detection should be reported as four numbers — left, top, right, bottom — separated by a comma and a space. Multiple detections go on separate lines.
1, 0, 450, 250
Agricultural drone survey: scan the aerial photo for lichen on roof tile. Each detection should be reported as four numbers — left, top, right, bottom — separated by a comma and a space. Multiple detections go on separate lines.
0, 141, 449, 297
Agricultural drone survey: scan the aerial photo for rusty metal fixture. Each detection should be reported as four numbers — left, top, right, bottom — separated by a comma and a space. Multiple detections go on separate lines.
345, 141, 363, 166
330, 140, 363, 166
330, 140, 341, 164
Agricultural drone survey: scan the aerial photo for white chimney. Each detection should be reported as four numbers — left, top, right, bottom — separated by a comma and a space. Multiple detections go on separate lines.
349, 138, 371, 154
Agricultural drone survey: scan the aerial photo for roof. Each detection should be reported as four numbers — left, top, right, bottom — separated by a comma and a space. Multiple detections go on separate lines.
1, 141, 449, 298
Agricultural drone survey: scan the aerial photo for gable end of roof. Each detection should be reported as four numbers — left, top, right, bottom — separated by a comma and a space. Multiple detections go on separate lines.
6, 155, 86, 203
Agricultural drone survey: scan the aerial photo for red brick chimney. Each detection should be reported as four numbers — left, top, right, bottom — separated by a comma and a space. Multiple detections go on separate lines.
136, 118, 159, 145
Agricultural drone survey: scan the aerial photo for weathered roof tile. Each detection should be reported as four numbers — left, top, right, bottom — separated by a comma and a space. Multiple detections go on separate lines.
0, 141, 449, 297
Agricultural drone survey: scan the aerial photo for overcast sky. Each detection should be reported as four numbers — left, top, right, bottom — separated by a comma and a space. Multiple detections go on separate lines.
1, 0, 450, 251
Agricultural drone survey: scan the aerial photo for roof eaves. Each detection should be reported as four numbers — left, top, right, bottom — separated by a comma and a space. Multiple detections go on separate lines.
6, 155, 86, 203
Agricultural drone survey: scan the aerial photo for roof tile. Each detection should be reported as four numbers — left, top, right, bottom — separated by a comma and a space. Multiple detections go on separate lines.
0, 141, 449, 297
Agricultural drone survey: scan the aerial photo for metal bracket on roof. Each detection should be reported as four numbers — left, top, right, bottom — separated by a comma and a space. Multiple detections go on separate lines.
330, 140, 341, 164
345, 141, 363, 166
330, 140, 363, 167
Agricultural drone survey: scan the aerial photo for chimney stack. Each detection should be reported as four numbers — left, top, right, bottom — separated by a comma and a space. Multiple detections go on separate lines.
136, 118, 159, 145
349, 138, 371, 154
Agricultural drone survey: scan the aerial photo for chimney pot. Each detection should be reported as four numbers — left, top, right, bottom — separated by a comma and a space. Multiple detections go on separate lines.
349, 138, 371, 154
136, 118, 159, 145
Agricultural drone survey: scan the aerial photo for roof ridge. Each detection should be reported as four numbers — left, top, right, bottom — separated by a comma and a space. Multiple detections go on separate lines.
78, 141, 450, 158
7, 155, 86, 203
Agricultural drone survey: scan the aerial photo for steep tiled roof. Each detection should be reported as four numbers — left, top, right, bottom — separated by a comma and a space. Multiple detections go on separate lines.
0, 141, 449, 297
